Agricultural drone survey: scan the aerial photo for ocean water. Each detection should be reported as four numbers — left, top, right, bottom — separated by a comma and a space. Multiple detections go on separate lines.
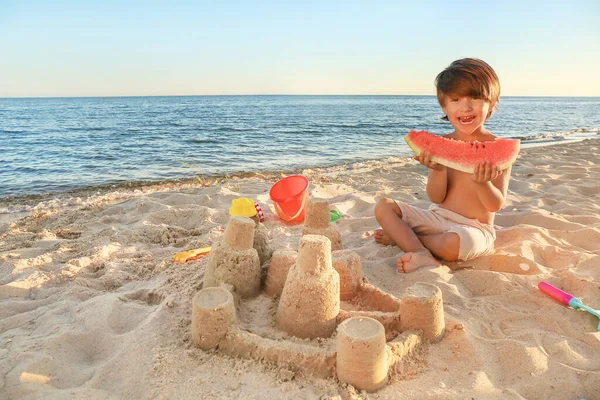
1, 95, 599, 202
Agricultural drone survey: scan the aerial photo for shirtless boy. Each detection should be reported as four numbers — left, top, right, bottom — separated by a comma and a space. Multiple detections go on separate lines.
374, 58, 512, 273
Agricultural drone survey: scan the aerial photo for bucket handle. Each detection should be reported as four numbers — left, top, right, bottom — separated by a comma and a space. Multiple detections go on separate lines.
274, 191, 308, 222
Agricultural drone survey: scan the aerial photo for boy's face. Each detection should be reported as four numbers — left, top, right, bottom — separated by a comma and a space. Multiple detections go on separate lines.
442, 94, 491, 137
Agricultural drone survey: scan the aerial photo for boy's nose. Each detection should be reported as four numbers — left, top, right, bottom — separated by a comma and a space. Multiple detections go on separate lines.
461, 99, 473, 111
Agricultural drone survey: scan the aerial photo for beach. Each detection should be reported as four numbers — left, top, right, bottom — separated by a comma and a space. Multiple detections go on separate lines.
1, 138, 599, 399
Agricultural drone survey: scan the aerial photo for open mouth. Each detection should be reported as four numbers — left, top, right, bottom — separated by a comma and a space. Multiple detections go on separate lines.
458, 116, 475, 124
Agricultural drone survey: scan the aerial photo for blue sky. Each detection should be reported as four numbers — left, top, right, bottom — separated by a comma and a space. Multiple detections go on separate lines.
1, 1, 598, 97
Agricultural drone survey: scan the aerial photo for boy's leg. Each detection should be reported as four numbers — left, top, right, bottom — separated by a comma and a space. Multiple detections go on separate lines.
374, 198, 441, 272
418, 233, 460, 261
377, 230, 461, 261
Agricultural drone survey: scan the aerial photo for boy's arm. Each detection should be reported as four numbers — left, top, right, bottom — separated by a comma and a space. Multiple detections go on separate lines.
426, 168, 448, 203
416, 151, 448, 203
473, 164, 511, 212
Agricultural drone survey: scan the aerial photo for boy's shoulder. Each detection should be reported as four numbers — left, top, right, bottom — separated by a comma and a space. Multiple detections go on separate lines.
479, 132, 498, 142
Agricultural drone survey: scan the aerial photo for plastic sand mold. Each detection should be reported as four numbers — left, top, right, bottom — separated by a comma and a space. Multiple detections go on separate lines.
538, 281, 600, 330
174, 247, 212, 263
330, 210, 342, 222
230, 198, 257, 218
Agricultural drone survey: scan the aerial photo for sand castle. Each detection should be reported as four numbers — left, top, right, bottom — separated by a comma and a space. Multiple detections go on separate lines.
192, 202, 447, 392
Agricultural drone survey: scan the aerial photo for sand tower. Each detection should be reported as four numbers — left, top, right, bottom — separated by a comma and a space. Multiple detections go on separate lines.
336, 317, 389, 392
191, 287, 236, 350
203, 216, 261, 298
331, 250, 363, 301
302, 199, 342, 251
264, 249, 297, 297
400, 283, 445, 342
276, 235, 340, 339
253, 220, 273, 266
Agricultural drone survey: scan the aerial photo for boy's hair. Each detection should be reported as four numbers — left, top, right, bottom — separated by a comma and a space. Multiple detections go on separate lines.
435, 58, 500, 121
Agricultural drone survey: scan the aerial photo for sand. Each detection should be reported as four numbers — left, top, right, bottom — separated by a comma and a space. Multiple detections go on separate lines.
1, 138, 599, 399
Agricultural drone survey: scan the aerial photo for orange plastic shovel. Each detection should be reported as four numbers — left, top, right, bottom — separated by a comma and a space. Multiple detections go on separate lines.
174, 247, 212, 263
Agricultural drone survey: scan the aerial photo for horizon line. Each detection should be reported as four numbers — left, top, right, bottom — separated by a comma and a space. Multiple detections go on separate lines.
2, 94, 600, 100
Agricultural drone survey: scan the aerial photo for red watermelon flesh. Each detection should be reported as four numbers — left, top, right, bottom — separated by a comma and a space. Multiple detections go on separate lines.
404, 130, 520, 174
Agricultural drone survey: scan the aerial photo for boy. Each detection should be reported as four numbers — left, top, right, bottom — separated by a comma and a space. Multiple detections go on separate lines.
374, 58, 512, 273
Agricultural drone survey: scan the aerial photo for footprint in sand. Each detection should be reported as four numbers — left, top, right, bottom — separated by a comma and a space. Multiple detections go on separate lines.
3, 332, 99, 397
542, 337, 600, 371
146, 207, 211, 231
120, 288, 166, 306
142, 224, 194, 245
539, 245, 582, 270
71, 289, 165, 336
107, 289, 166, 334
576, 184, 600, 196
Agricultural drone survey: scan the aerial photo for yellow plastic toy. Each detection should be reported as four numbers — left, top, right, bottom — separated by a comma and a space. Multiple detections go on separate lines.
229, 197, 257, 218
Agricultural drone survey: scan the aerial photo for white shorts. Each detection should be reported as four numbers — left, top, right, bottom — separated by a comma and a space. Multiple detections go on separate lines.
397, 203, 496, 261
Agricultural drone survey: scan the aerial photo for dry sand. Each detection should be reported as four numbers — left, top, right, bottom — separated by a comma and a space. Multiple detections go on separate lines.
1, 138, 599, 399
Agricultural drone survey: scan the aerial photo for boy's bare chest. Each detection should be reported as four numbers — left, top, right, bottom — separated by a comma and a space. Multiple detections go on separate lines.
447, 169, 477, 193
444, 170, 489, 219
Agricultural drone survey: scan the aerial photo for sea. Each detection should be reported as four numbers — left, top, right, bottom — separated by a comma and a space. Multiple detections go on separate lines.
1, 95, 599, 210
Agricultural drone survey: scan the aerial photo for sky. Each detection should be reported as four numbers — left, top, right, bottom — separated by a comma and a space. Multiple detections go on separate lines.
1, 1, 599, 97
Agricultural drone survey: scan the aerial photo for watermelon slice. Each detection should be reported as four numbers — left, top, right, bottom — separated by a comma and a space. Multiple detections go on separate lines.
404, 130, 520, 173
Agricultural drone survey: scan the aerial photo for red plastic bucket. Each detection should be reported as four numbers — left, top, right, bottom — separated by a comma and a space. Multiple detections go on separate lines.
269, 175, 309, 222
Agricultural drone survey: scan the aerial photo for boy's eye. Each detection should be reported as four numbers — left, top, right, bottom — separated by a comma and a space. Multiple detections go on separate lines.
450, 98, 459, 102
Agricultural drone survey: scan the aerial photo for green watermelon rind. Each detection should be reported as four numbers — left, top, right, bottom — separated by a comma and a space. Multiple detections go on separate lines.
404, 130, 520, 174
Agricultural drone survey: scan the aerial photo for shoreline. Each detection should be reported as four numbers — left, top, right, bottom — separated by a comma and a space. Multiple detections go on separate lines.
1, 135, 598, 216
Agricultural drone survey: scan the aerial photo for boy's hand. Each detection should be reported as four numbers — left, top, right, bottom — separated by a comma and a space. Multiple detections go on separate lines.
414, 151, 445, 171
472, 161, 503, 183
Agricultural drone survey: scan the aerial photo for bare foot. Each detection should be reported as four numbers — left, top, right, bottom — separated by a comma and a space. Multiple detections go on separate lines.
398, 250, 441, 273
373, 228, 395, 245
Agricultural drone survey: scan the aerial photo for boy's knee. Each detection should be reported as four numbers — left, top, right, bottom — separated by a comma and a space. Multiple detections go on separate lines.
439, 233, 460, 261
374, 198, 401, 220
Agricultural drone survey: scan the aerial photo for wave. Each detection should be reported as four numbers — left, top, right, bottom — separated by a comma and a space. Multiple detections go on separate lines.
63, 126, 107, 132
161, 121, 190, 127
210, 127, 260, 132
310, 122, 394, 129
514, 127, 600, 142
0, 128, 27, 133
187, 138, 220, 144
